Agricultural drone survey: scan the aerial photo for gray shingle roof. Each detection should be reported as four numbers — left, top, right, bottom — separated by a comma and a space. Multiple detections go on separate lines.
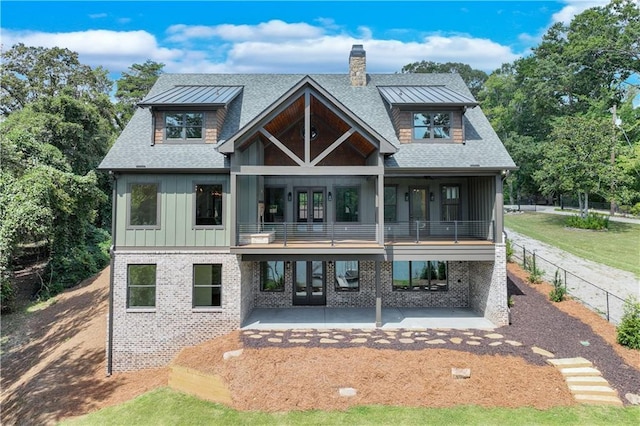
99, 72, 515, 171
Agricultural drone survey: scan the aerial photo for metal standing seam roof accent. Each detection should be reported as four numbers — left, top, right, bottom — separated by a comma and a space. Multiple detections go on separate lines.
378, 85, 478, 107
138, 85, 243, 106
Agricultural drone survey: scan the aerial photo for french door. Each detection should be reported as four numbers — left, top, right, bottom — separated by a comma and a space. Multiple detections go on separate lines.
296, 188, 325, 223
409, 187, 430, 238
293, 261, 326, 305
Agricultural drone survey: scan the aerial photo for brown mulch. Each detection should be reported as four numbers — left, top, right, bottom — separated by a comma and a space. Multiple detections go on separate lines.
2, 262, 639, 424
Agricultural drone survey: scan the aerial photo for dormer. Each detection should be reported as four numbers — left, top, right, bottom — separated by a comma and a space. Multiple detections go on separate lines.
138, 85, 243, 145
378, 85, 478, 144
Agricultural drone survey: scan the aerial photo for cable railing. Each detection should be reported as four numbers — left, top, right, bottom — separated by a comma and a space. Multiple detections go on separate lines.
238, 220, 495, 246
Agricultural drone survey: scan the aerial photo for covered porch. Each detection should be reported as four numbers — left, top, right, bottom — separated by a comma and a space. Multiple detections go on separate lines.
242, 307, 496, 330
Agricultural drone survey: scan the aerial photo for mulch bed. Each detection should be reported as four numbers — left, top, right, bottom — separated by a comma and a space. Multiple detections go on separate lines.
239, 267, 640, 404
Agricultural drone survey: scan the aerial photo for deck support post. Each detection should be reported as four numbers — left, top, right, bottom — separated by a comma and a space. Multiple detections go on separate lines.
375, 260, 382, 327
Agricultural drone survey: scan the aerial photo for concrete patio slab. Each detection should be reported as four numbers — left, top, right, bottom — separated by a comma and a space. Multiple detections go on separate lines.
242, 307, 496, 330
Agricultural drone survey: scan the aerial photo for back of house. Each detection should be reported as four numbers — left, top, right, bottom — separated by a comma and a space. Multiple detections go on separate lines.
99, 45, 516, 371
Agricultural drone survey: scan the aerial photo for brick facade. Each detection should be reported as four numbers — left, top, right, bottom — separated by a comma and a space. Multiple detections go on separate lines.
110, 254, 507, 372
110, 250, 243, 371
468, 243, 509, 326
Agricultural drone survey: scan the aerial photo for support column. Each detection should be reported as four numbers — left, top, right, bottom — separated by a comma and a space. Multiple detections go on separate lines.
376, 154, 385, 245
230, 172, 237, 246
375, 260, 382, 327
495, 174, 504, 243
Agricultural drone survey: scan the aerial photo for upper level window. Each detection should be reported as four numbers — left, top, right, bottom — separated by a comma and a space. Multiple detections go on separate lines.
413, 112, 451, 140
384, 185, 397, 223
129, 183, 160, 228
165, 112, 204, 141
195, 183, 223, 226
335, 187, 359, 222
441, 185, 461, 221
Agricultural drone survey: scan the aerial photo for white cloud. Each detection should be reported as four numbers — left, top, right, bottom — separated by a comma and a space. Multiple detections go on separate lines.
166, 20, 324, 43
0, 20, 522, 76
551, 0, 609, 24
1, 28, 183, 72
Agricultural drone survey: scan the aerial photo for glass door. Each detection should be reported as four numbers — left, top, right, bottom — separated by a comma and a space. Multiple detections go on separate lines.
293, 261, 326, 305
296, 188, 325, 239
409, 187, 429, 238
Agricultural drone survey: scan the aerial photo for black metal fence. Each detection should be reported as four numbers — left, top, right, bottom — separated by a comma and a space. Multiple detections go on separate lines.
509, 240, 627, 324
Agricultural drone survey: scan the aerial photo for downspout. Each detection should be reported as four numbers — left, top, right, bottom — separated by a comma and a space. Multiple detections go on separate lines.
107, 171, 118, 376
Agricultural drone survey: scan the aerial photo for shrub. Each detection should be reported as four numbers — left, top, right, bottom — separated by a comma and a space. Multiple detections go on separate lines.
617, 296, 640, 350
630, 202, 640, 217
0, 275, 16, 314
527, 268, 543, 284
548, 269, 566, 302
506, 239, 514, 263
565, 213, 609, 230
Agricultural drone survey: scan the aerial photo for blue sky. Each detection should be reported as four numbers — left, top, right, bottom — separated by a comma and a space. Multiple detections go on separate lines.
1, 1, 612, 79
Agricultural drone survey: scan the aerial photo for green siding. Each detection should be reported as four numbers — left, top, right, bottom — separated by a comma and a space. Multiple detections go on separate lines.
116, 174, 230, 248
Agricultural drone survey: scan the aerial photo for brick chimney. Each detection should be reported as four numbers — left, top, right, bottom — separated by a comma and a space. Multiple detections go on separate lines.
349, 44, 366, 87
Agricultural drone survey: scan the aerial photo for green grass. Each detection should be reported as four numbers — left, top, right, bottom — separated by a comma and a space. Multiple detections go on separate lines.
504, 213, 640, 276
60, 388, 640, 426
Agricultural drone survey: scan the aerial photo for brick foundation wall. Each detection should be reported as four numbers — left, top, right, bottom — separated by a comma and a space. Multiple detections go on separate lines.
110, 250, 242, 371
253, 261, 470, 309
468, 243, 508, 326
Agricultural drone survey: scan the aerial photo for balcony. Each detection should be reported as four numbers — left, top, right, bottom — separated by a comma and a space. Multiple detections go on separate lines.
236, 220, 495, 248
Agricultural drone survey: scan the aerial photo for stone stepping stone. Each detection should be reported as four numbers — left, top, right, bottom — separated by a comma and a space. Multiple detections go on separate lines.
465, 341, 481, 346
275, 332, 284, 336
566, 376, 608, 387
350, 338, 368, 344
339, 387, 357, 397
436, 332, 448, 336
401, 332, 413, 337
259, 332, 271, 335
484, 333, 503, 339
249, 334, 263, 339
427, 339, 446, 344
415, 337, 428, 341
452, 368, 471, 379
560, 367, 602, 377
223, 349, 243, 360
450, 337, 462, 344
399, 338, 415, 344
532, 346, 555, 358
333, 335, 345, 340
268, 338, 282, 343
469, 336, 483, 340
320, 338, 338, 344
375, 339, 391, 344
547, 357, 592, 368
288, 339, 310, 344
489, 341, 503, 346
462, 332, 474, 336
574, 394, 623, 406
318, 333, 330, 337
505, 340, 523, 347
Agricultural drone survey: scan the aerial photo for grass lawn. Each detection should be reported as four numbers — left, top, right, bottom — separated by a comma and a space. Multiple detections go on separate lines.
504, 213, 640, 277
60, 388, 640, 426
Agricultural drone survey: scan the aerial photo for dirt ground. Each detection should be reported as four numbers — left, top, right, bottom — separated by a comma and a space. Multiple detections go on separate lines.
1, 263, 638, 424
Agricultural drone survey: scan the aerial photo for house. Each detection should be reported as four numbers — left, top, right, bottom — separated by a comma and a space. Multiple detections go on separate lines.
99, 45, 517, 372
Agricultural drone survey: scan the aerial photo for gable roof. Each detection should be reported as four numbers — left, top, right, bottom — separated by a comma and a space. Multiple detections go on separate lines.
217, 75, 397, 155
99, 72, 516, 172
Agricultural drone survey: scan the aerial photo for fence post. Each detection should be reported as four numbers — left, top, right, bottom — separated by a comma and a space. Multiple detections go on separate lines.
523, 246, 527, 269
533, 251, 537, 273
606, 292, 610, 322
564, 270, 567, 290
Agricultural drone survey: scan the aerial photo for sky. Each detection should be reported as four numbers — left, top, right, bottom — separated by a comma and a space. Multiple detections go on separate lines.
1, 0, 613, 79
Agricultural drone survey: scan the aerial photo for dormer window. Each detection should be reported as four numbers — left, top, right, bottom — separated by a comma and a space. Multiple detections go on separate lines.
413, 112, 451, 140
165, 112, 204, 141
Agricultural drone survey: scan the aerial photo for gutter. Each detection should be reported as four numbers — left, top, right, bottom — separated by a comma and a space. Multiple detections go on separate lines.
106, 171, 118, 376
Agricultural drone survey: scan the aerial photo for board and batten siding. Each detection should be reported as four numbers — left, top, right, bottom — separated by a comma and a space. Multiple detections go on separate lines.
115, 174, 230, 247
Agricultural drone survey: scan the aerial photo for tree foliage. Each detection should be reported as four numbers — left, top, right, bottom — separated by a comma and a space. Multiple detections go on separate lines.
401, 60, 488, 99
1, 43, 112, 115
115, 60, 164, 128
0, 44, 115, 312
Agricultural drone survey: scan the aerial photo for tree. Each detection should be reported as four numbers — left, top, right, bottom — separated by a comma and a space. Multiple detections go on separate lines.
115, 60, 164, 128
534, 115, 618, 217
1, 43, 112, 115
401, 61, 488, 99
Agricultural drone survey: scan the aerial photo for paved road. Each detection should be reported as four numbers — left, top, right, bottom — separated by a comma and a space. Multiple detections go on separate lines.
505, 228, 639, 324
